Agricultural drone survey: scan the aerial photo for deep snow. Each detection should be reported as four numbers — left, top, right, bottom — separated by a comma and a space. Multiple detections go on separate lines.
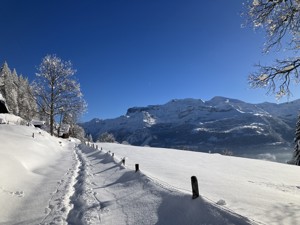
1, 118, 300, 224
96, 143, 300, 225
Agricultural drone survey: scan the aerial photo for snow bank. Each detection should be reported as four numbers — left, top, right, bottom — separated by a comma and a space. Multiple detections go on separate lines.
96, 143, 300, 225
71, 144, 253, 225
0, 124, 77, 224
0, 113, 25, 125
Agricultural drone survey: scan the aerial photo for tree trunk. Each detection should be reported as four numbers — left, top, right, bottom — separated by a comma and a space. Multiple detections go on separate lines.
50, 84, 54, 136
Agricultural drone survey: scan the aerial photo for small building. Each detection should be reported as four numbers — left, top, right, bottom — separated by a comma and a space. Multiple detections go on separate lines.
31, 119, 46, 128
0, 93, 9, 113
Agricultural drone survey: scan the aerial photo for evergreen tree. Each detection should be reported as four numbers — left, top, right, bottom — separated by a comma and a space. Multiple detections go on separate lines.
87, 134, 93, 142
0, 62, 37, 120
292, 114, 300, 165
26, 78, 38, 119
8, 69, 19, 115
0, 62, 19, 114
17, 75, 37, 120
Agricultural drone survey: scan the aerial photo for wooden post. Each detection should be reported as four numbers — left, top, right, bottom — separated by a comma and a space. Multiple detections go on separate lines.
32, 133, 34, 138
191, 176, 199, 199
135, 164, 139, 172
121, 158, 125, 165
112, 153, 114, 157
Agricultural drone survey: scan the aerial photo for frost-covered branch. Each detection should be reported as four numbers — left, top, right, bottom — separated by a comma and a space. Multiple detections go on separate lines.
246, 0, 300, 52
249, 57, 300, 98
244, 0, 300, 98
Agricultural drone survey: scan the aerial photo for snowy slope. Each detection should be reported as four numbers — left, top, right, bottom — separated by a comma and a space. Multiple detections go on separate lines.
95, 143, 300, 225
71, 144, 254, 225
0, 123, 79, 224
1, 122, 300, 224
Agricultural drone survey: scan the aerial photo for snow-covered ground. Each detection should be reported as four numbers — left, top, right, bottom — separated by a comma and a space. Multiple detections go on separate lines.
1, 119, 300, 224
0, 119, 79, 224
96, 143, 300, 225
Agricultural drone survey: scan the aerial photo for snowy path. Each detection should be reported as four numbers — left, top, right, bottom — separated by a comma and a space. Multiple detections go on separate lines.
2, 143, 79, 225
69, 144, 254, 225
0, 124, 80, 225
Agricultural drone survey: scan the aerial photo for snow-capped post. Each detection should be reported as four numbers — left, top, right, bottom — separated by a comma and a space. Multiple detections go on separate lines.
135, 164, 139, 172
96, 145, 98, 150
32, 133, 34, 138
112, 153, 114, 157
191, 176, 199, 199
121, 158, 125, 166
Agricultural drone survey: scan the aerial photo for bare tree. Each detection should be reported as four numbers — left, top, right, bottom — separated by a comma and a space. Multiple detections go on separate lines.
34, 55, 87, 136
245, 0, 300, 165
245, 0, 300, 98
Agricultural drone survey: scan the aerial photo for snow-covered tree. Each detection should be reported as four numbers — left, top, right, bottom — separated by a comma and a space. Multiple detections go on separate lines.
0, 63, 19, 114
61, 112, 85, 140
245, 0, 300, 165
70, 124, 86, 141
17, 75, 37, 120
87, 134, 93, 142
98, 132, 115, 143
245, 0, 300, 98
33, 55, 87, 136
0, 62, 10, 101
291, 114, 300, 165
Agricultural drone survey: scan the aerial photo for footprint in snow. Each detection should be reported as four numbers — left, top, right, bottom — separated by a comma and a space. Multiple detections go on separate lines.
0, 187, 24, 197
13, 191, 24, 197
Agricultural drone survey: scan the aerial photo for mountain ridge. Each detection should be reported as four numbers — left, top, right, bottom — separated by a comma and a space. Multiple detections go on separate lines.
81, 96, 300, 162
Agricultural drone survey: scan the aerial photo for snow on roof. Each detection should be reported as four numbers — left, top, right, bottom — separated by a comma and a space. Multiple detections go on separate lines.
31, 119, 46, 126
0, 93, 4, 101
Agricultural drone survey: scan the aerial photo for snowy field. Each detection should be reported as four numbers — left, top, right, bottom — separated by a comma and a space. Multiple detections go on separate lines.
1, 118, 300, 225
95, 143, 300, 225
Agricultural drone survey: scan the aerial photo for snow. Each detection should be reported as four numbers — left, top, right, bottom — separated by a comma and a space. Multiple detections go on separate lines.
0, 92, 4, 101
1, 123, 300, 224
0, 124, 78, 224
0, 113, 25, 125
96, 143, 300, 225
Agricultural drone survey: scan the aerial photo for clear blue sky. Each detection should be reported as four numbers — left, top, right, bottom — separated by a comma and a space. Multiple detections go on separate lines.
0, 0, 298, 121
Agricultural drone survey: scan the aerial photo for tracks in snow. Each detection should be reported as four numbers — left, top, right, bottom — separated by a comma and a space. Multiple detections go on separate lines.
40, 147, 80, 225
66, 147, 102, 225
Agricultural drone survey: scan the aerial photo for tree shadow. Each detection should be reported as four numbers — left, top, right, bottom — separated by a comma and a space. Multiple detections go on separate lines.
94, 171, 140, 189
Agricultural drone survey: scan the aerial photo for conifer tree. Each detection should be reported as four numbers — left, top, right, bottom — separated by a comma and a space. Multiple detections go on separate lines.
0, 62, 19, 114
292, 114, 300, 165
17, 75, 37, 120
0, 62, 37, 120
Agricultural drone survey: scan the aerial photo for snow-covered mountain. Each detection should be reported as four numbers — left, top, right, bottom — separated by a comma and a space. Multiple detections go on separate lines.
81, 97, 300, 162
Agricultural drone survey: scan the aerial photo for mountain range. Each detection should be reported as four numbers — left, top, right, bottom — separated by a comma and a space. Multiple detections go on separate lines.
80, 96, 300, 162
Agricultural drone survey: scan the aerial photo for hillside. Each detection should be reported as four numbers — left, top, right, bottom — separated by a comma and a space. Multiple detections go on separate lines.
81, 97, 300, 162
1, 120, 300, 224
